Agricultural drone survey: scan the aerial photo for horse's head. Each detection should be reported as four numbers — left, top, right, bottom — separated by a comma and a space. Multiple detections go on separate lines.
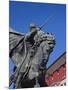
44, 32, 55, 48
34, 31, 55, 53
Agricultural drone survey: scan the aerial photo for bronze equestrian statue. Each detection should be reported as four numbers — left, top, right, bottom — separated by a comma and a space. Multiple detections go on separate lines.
9, 22, 55, 88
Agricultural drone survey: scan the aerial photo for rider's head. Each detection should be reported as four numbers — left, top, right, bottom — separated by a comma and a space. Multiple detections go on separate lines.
29, 22, 36, 32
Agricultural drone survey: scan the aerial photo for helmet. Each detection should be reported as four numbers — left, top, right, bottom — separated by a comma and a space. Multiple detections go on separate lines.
29, 23, 36, 32
30, 23, 36, 28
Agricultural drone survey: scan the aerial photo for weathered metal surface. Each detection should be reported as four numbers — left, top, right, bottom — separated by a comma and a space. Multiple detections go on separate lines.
9, 23, 55, 88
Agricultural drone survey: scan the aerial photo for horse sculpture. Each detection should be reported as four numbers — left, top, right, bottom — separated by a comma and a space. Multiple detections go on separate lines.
9, 23, 55, 88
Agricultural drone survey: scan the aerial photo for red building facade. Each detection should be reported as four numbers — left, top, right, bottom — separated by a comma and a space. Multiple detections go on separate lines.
45, 52, 66, 86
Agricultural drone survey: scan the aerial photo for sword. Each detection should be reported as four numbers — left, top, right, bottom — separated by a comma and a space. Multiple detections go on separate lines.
39, 14, 54, 30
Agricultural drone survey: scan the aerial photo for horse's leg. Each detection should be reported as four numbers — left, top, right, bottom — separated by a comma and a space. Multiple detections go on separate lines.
15, 73, 22, 88
34, 77, 40, 87
38, 72, 46, 87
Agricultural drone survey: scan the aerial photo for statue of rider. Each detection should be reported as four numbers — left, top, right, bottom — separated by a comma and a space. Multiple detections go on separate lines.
27, 22, 55, 87
26, 22, 49, 87
9, 22, 55, 88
